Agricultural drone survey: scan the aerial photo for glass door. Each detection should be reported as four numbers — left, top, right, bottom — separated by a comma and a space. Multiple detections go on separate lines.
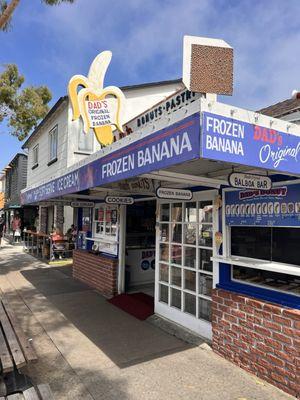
155, 191, 217, 339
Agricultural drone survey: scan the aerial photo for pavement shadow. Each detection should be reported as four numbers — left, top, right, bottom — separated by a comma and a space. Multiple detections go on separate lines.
19, 264, 193, 370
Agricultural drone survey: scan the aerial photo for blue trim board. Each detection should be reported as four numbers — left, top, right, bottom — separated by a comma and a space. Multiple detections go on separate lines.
218, 263, 300, 309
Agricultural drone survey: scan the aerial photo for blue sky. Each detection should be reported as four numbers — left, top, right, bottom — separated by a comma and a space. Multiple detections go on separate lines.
1, 0, 300, 170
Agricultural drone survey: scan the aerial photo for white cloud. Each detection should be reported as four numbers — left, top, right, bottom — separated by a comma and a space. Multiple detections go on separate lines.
13, 0, 300, 110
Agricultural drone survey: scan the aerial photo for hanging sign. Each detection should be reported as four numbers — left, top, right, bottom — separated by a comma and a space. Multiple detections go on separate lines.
71, 201, 95, 208
228, 173, 272, 190
156, 187, 193, 200
105, 196, 134, 205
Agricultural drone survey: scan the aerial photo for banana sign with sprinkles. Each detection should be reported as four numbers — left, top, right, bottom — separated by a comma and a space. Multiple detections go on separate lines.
68, 51, 126, 146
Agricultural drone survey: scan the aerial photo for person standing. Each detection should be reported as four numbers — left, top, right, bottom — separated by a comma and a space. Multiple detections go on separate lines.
0, 217, 5, 247
12, 214, 22, 243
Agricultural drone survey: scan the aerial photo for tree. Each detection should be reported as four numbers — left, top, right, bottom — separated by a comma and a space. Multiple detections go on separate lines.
0, 0, 75, 31
0, 64, 52, 140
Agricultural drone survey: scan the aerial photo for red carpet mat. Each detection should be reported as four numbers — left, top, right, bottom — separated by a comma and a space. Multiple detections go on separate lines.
108, 292, 154, 320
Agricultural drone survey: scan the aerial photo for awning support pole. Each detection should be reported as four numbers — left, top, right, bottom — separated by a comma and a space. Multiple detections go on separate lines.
118, 205, 126, 294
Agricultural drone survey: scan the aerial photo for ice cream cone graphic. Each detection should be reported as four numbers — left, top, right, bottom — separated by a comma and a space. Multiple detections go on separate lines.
68, 51, 125, 146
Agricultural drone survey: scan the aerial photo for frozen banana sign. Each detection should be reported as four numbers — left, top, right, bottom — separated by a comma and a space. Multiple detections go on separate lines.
85, 99, 118, 128
68, 51, 125, 146
201, 112, 300, 175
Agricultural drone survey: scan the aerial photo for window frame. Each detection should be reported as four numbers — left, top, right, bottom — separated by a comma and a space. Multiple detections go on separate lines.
32, 144, 39, 169
48, 125, 58, 163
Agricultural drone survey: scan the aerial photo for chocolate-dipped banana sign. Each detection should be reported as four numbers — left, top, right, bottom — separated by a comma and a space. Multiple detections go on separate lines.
68, 51, 125, 146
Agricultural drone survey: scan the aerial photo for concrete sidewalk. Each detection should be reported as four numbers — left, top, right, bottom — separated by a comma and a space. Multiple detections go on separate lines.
0, 242, 295, 399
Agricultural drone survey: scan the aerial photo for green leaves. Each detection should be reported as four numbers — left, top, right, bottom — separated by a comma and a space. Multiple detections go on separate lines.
0, 64, 52, 141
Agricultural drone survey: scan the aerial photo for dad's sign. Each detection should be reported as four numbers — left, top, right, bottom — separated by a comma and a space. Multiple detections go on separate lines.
156, 187, 193, 200
228, 173, 272, 190
85, 99, 118, 128
202, 112, 300, 175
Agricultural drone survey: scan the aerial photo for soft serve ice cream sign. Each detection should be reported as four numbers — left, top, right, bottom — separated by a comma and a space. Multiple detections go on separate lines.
202, 112, 300, 175
68, 51, 125, 146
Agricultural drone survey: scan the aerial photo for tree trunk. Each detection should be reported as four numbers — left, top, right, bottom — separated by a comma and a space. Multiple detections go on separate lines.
0, 0, 20, 30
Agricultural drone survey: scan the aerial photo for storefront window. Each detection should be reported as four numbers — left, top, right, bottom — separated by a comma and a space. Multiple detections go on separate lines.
184, 202, 197, 222
184, 292, 196, 316
198, 298, 212, 321
171, 203, 183, 222
158, 199, 214, 323
184, 270, 196, 291
171, 266, 182, 287
232, 266, 300, 296
183, 223, 196, 245
170, 224, 182, 243
171, 288, 181, 309
159, 284, 168, 303
161, 204, 170, 222
159, 243, 169, 262
231, 226, 300, 266
184, 246, 196, 268
159, 263, 169, 283
92, 204, 119, 256
171, 244, 182, 265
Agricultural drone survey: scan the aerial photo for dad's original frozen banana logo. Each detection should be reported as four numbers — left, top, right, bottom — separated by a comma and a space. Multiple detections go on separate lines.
68, 51, 125, 146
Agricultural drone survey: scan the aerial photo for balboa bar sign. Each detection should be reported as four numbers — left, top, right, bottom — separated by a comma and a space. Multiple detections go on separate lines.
105, 196, 134, 205
228, 173, 272, 190
202, 112, 300, 175
156, 187, 193, 200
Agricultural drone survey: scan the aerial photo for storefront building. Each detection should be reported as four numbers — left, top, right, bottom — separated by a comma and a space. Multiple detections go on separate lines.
2, 153, 38, 240
21, 42, 299, 397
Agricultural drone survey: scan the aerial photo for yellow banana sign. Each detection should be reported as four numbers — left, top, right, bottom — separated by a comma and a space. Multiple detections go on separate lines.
68, 51, 125, 146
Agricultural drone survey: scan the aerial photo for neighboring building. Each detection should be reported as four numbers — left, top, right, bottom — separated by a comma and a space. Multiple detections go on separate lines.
21, 79, 186, 233
2, 153, 38, 239
0, 174, 5, 212
259, 90, 300, 123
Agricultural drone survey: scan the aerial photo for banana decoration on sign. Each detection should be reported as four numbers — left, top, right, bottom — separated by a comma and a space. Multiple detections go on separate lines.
68, 51, 125, 146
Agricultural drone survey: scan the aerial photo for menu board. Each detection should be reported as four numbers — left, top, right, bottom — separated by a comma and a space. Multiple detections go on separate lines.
225, 183, 300, 227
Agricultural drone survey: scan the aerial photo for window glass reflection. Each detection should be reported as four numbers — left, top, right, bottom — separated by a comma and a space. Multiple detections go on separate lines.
159, 243, 169, 262
199, 249, 213, 272
198, 273, 213, 296
184, 202, 197, 222
171, 245, 182, 265
184, 246, 196, 268
198, 201, 213, 223
199, 225, 213, 247
184, 293, 196, 316
184, 269, 196, 291
184, 223, 196, 245
171, 203, 182, 222
170, 224, 182, 243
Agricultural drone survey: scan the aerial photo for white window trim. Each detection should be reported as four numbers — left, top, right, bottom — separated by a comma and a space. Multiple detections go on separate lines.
32, 144, 39, 166
49, 125, 58, 162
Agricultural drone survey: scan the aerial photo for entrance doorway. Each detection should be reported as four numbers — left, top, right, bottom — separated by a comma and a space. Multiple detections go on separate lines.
155, 190, 217, 339
125, 200, 156, 297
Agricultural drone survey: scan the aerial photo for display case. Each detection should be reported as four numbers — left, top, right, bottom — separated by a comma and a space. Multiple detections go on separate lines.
219, 184, 300, 300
